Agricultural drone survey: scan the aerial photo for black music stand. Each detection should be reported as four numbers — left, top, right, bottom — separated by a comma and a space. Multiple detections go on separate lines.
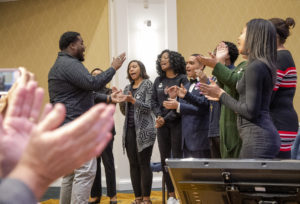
166, 159, 300, 204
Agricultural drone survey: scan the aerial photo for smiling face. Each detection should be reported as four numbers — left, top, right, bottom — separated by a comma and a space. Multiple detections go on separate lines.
186, 56, 204, 78
237, 27, 247, 55
160, 52, 170, 71
128, 61, 141, 81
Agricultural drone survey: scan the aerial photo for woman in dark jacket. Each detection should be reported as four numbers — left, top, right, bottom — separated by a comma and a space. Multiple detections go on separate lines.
200, 19, 280, 159
151, 50, 188, 203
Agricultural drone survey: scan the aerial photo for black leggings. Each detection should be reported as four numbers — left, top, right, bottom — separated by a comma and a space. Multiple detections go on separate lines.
157, 120, 182, 193
90, 138, 116, 198
126, 127, 153, 197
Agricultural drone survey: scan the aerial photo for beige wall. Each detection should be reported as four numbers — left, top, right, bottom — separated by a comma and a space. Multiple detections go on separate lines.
177, 0, 300, 114
0, 0, 109, 104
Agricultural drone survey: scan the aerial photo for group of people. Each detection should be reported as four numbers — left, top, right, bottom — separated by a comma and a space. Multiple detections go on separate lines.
0, 16, 298, 204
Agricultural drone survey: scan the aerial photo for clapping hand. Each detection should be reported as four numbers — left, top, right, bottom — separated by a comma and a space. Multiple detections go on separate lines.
197, 53, 218, 69
198, 79, 224, 101
163, 98, 178, 110
167, 85, 178, 99
216, 41, 229, 64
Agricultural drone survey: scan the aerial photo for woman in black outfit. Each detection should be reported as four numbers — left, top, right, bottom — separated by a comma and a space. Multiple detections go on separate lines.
119, 60, 156, 204
200, 19, 280, 159
89, 68, 117, 204
269, 17, 298, 159
151, 50, 188, 203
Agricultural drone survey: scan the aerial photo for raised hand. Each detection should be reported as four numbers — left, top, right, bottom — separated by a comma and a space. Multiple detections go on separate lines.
216, 41, 229, 64
195, 68, 209, 84
197, 53, 218, 69
0, 79, 45, 176
198, 79, 225, 101
177, 84, 187, 98
9, 103, 115, 199
111, 52, 126, 70
163, 98, 179, 110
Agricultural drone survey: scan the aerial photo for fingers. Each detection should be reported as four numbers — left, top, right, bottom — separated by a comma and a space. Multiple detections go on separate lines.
111, 86, 118, 93
5, 84, 27, 118
57, 104, 115, 142
20, 81, 38, 118
37, 103, 66, 132
29, 87, 45, 123
39, 103, 53, 122
127, 91, 132, 96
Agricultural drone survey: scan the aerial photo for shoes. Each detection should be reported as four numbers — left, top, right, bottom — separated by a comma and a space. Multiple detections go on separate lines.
167, 197, 180, 204
88, 197, 100, 204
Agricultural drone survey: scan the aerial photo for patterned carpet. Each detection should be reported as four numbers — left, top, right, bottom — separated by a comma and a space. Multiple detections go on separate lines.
41, 191, 164, 204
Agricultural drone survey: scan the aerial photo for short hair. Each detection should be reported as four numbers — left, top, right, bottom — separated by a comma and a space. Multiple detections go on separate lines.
59, 31, 80, 51
91, 68, 104, 75
223, 41, 239, 64
127, 60, 149, 83
269, 17, 295, 44
244, 18, 277, 85
156, 49, 186, 77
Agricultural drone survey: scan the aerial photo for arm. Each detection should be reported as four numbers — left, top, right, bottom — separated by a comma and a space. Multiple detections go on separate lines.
94, 92, 111, 104
220, 61, 264, 120
62, 62, 116, 91
179, 96, 209, 115
212, 61, 247, 90
183, 91, 209, 107
0, 178, 37, 204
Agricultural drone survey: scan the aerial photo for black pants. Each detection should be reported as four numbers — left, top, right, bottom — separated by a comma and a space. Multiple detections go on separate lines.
126, 127, 153, 197
157, 120, 182, 193
209, 137, 221, 158
90, 137, 116, 198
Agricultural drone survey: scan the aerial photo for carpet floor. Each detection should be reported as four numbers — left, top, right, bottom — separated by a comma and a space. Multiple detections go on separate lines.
41, 191, 164, 204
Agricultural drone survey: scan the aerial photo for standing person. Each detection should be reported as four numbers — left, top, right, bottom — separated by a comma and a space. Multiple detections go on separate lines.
199, 19, 280, 159
198, 42, 247, 158
163, 54, 210, 158
119, 60, 156, 204
151, 50, 188, 204
88, 68, 117, 204
48, 31, 125, 204
269, 17, 298, 159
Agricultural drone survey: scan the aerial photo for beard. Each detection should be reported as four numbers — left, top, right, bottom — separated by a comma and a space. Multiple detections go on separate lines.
75, 50, 84, 61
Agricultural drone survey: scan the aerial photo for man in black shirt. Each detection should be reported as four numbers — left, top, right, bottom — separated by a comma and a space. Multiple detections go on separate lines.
48, 31, 125, 204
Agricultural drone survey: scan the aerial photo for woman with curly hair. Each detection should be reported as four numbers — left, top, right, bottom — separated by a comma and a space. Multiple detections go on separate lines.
151, 49, 188, 204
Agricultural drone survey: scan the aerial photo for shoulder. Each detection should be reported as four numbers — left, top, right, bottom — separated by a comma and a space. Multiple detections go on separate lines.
277, 50, 295, 70
143, 79, 153, 86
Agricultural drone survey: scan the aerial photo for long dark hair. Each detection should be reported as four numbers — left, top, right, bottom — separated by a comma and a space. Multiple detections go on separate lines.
127, 60, 149, 83
269, 17, 295, 44
156, 49, 186, 77
244, 18, 277, 85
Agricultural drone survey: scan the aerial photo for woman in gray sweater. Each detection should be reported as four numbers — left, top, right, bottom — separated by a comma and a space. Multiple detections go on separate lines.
119, 60, 156, 204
